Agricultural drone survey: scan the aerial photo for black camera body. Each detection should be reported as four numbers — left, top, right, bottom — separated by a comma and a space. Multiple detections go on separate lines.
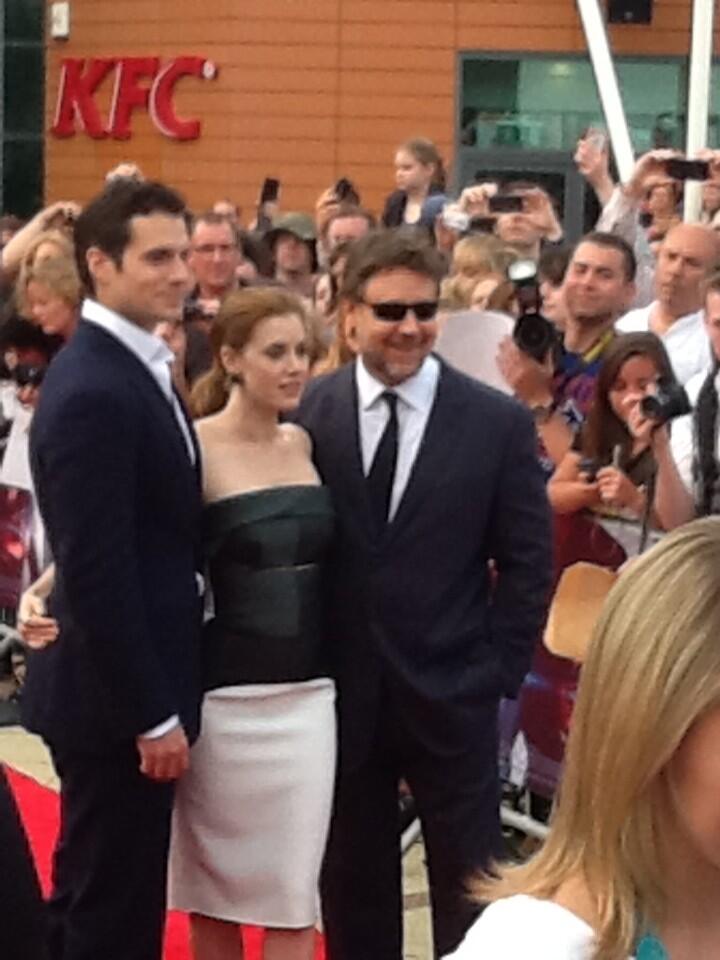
508, 258, 559, 363
513, 311, 558, 364
640, 381, 691, 424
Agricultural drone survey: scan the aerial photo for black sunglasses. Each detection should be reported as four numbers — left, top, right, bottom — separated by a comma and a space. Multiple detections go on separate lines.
363, 300, 439, 322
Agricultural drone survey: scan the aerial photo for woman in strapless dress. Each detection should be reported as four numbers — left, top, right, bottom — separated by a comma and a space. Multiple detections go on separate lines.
168, 287, 336, 960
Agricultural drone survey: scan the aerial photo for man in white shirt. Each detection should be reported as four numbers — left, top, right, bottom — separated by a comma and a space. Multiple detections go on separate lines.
617, 223, 719, 384
647, 272, 720, 531
24, 179, 203, 960
298, 230, 552, 960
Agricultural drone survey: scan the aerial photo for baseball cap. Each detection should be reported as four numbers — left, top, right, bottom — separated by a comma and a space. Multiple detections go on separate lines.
267, 212, 317, 243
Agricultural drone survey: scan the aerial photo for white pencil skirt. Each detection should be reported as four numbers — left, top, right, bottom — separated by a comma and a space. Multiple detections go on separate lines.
168, 678, 337, 927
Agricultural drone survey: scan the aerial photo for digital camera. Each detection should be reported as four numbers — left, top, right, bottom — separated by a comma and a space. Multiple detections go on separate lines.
640, 381, 691, 425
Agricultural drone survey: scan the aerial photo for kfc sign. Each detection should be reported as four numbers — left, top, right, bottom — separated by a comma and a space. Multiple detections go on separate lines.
52, 56, 218, 141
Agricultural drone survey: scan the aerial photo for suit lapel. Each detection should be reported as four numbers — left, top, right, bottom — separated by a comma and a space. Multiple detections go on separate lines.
329, 364, 376, 542
80, 322, 199, 488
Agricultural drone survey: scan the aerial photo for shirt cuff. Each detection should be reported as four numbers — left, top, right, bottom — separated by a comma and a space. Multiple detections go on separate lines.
140, 715, 180, 740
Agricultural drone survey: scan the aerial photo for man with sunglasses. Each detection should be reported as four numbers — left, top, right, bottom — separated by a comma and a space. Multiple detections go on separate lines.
297, 230, 551, 960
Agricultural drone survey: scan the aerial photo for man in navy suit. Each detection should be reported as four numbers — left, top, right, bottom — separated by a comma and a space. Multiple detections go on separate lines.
24, 180, 203, 960
297, 230, 552, 960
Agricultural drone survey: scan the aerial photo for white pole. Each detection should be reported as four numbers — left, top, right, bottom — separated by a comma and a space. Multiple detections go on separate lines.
684, 0, 716, 222
576, 0, 635, 184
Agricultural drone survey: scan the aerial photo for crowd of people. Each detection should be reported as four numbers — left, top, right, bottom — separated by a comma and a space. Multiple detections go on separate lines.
1, 131, 720, 960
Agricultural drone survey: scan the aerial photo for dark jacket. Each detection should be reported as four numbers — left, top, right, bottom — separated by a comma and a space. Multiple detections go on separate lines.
24, 320, 204, 753
297, 359, 553, 767
381, 185, 445, 228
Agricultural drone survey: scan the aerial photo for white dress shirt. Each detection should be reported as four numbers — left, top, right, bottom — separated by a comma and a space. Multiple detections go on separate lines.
616, 302, 710, 386
82, 298, 196, 464
83, 298, 193, 740
670, 365, 713, 494
355, 355, 440, 521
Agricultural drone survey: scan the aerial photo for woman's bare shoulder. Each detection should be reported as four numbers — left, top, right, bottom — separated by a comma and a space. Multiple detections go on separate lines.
279, 421, 313, 456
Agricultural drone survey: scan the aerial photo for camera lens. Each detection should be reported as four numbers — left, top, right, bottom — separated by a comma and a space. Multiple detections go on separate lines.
640, 384, 691, 424
640, 395, 663, 420
513, 313, 556, 363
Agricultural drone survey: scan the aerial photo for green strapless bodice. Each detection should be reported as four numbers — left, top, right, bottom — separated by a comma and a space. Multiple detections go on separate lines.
202, 485, 334, 689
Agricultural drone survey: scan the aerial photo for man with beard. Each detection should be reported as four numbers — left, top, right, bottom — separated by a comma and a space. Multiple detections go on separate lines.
499, 232, 636, 467
617, 223, 718, 385
297, 229, 551, 960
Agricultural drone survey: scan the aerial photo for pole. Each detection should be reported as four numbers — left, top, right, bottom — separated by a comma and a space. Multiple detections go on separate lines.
684, 0, 716, 222
576, 0, 635, 184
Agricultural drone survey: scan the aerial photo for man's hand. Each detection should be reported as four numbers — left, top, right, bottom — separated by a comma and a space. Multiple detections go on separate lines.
574, 135, 610, 187
625, 149, 681, 201
496, 336, 554, 407
696, 148, 720, 183
42, 200, 82, 230
522, 188, 563, 242
136, 725, 189, 782
459, 182, 497, 217
105, 162, 144, 183
315, 186, 341, 234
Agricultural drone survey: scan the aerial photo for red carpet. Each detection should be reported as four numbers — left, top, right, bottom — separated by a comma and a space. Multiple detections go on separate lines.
6, 766, 325, 960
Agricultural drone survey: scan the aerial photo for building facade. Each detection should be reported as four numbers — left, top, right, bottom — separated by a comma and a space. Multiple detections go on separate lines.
34, 0, 720, 232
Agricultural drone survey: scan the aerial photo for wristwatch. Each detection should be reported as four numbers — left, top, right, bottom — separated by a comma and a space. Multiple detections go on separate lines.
530, 401, 557, 425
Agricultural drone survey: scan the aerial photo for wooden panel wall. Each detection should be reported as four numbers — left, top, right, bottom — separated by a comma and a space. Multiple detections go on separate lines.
45, 0, 717, 219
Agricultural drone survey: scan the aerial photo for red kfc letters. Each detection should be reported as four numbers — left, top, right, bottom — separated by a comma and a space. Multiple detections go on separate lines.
52, 56, 217, 140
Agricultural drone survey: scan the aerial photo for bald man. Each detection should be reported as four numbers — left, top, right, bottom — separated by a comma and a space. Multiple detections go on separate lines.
617, 223, 720, 384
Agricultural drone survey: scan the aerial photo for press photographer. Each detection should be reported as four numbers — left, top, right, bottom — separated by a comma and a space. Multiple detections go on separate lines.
548, 333, 681, 528
498, 232, 636, 467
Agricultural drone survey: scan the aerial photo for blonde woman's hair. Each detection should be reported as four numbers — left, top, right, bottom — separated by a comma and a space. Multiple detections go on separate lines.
451, 234, 503, 276
16, 230, 75, 313
19, 254, 82, 318
190, 286, 309, 419
473, 517, 720, 960
441, 236, 519, 310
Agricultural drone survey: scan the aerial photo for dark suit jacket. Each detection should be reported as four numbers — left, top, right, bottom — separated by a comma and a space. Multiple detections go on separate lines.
297, 359, 552, 767
24, 320, 204, 753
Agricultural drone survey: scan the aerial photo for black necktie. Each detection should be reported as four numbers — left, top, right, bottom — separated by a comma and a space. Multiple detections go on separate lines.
367, 391, 399, 527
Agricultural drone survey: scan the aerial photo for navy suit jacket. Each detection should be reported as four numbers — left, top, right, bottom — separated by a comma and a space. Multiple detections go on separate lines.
23, 320, 204, 754
297, 359, 553, 768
